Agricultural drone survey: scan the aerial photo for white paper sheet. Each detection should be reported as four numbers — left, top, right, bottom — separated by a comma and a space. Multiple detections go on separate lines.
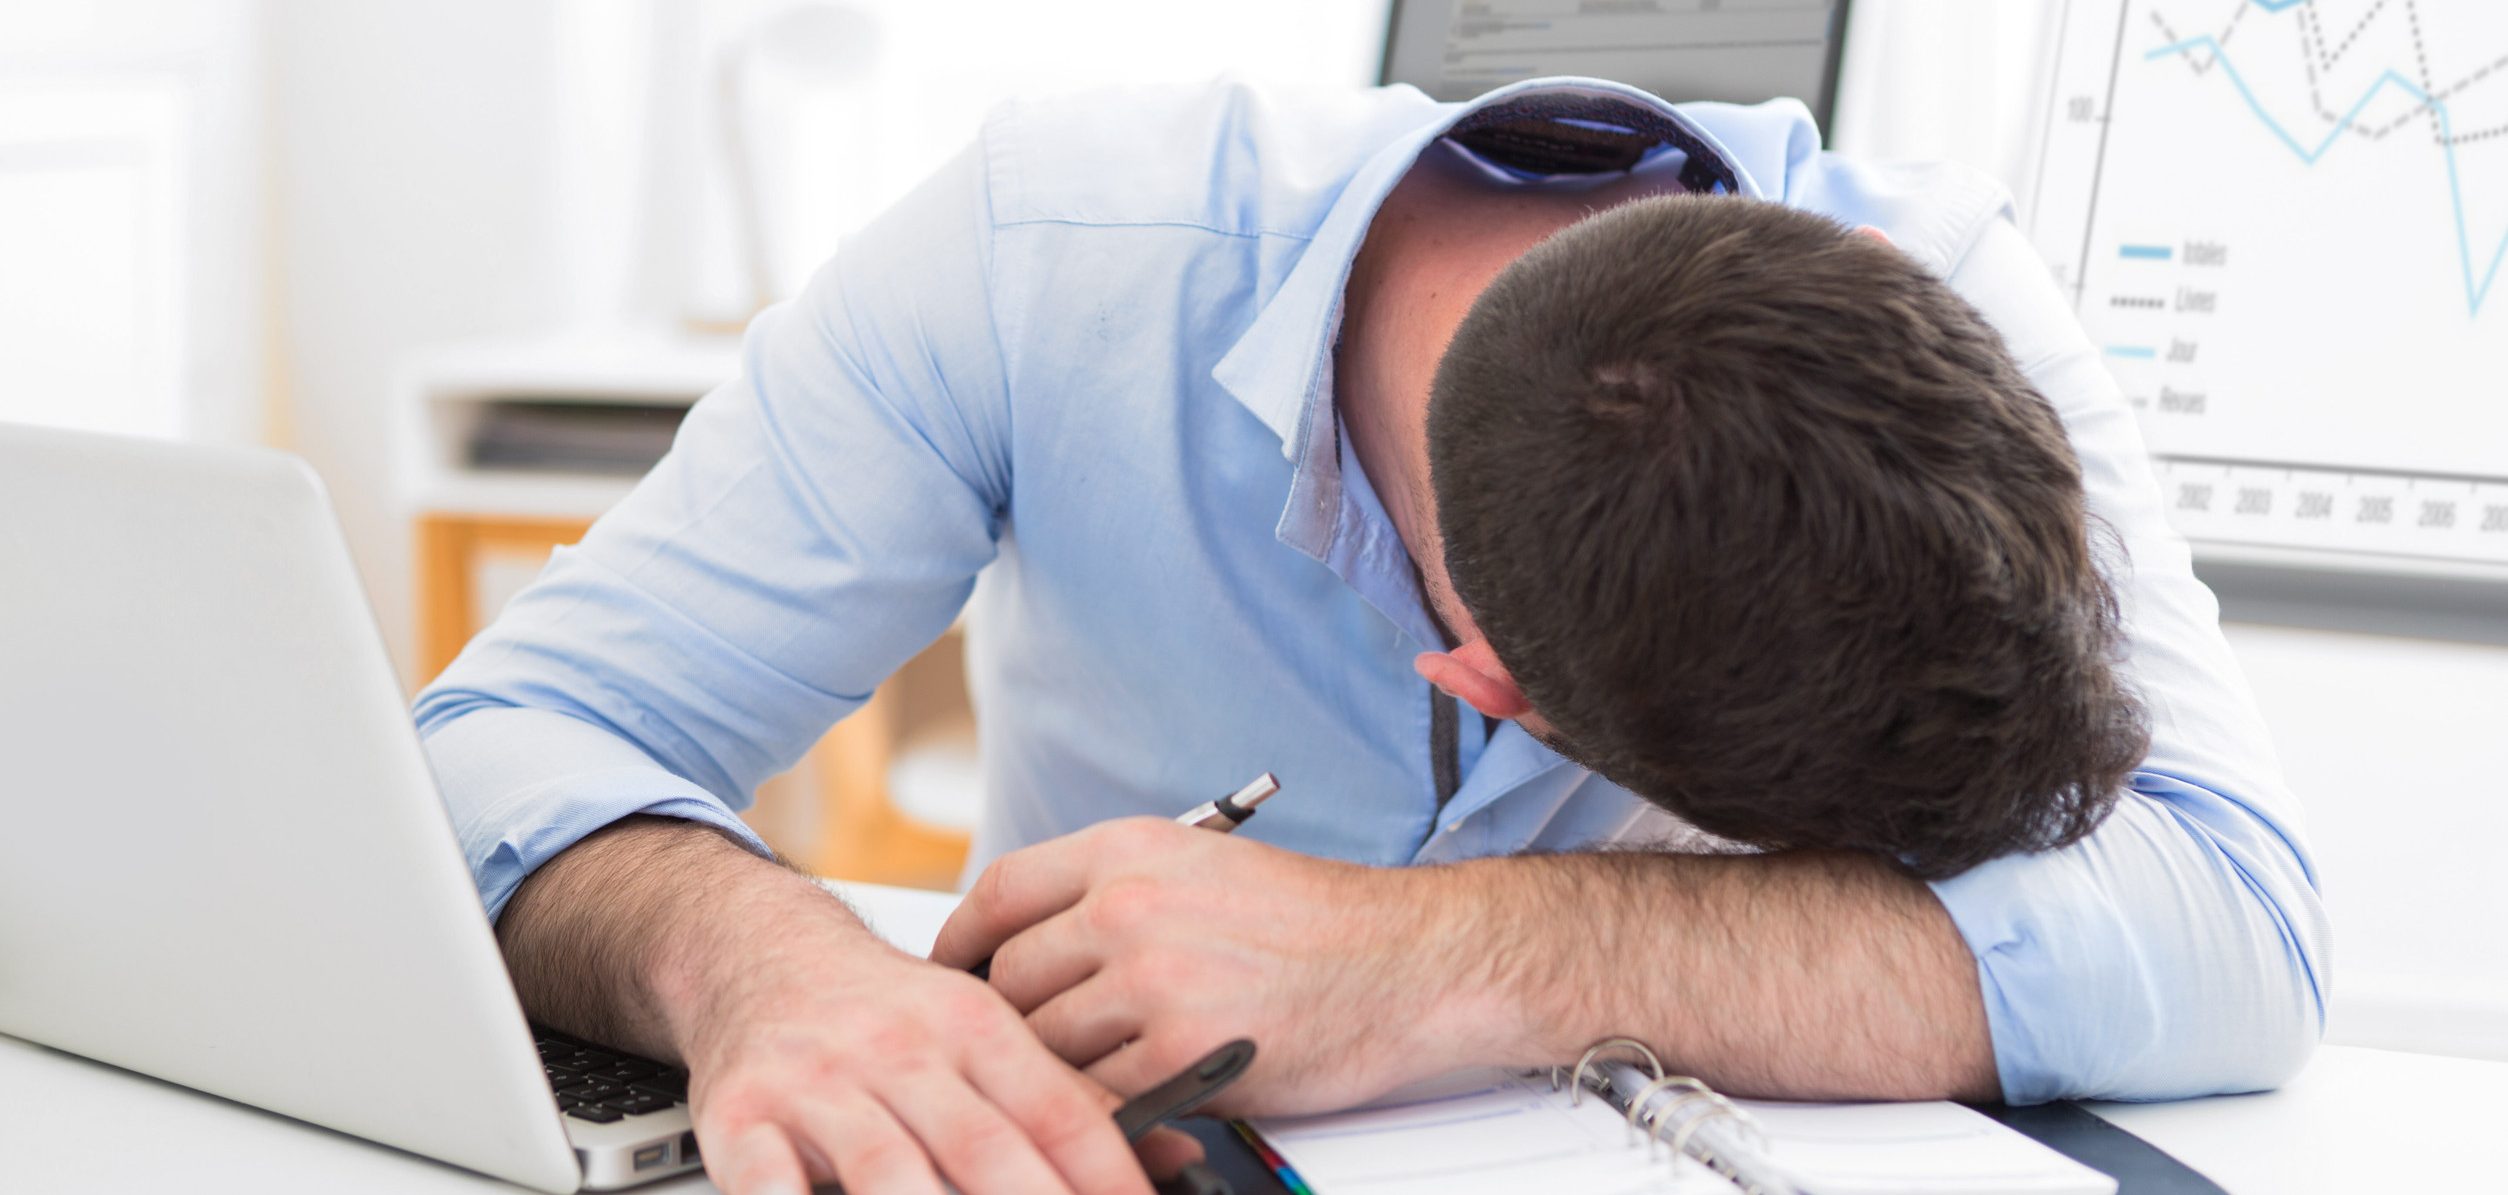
1253, 1069, 1743, 1195
1738, 1098, 2114, 1195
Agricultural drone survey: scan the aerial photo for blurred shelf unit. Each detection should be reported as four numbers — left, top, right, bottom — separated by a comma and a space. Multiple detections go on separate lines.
395, 327, 976, 889
397, 328, 734, 521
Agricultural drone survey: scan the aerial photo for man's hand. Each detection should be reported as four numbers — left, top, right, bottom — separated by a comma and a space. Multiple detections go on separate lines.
930, 819, 1487, 1116
673, 928, 1194, 1195
498, 817, 1197, 1195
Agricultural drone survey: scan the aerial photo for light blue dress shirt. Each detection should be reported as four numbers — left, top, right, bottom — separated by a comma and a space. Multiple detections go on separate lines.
416, 79, 2329, 1105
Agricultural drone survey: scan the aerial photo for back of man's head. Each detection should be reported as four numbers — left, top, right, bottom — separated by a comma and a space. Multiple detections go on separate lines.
1429, 194, 2148, 879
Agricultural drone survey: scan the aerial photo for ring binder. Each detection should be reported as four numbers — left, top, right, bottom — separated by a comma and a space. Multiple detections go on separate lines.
1663, 1092, 1751, 1173
1640, 1087, 1722, 1157
1564, 1036, 1792, 1194
1248, 1037, 2130, 1195
1621, 1074, 1713, 1148
1559, 1034, 1664, 1102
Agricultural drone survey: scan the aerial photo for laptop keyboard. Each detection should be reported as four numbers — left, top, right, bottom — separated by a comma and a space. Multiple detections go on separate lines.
534, 1027, 691, 1124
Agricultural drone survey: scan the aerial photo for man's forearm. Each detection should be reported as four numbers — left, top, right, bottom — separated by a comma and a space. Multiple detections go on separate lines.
493, 814, 877, 1061
1421, 850, 1999, 1102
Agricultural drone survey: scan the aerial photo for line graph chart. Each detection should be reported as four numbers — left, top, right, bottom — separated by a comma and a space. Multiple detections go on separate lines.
2142, 33, 2507, 315
2029, 0, 2508, 574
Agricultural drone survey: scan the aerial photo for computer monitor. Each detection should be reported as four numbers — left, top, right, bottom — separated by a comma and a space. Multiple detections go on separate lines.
1381, 0, 1853, 132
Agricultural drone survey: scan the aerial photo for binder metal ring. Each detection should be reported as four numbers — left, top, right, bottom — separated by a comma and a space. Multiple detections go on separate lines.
1664, 1092, 1748, 1171
1563, 1036, 1665, 1104
1621, 1074, 1714, 1150
1638, 1086, 1724, 1158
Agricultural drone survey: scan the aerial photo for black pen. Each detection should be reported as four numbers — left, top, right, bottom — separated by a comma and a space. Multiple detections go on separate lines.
969, 772, 1280, 982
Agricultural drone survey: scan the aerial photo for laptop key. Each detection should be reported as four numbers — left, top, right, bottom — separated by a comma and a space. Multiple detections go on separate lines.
565, 1104, 624, 1124
634, 1073, 689, 1097
606, 1094, 670, 1116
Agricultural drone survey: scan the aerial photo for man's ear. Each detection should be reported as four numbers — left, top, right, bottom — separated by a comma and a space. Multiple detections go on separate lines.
1414, 639, 1533, 721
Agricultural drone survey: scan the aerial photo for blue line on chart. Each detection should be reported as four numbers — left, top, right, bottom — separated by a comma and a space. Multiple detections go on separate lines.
2119, 243, 2175, 260
2146, 32, 2507, 317
2105, 345, 2160, 359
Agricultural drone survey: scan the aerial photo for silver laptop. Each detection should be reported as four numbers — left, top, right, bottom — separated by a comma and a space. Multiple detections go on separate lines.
0, 422, 698, 1191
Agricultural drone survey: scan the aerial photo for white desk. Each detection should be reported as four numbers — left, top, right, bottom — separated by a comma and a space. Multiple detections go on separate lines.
2086, 1046, 2504, 1190
7, 882, 2501, 1192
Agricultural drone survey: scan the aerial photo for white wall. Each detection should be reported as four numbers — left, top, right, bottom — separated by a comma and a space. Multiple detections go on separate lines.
2230, 624, 2508, 1058
1831, 0, 2064, 206
268, 1, 575, 670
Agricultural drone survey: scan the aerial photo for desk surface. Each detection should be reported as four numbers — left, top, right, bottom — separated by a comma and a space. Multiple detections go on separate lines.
6, 883, 2500, 1193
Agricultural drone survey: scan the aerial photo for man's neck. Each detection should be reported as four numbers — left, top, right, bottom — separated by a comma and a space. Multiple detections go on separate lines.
1334, 142, 1674, 596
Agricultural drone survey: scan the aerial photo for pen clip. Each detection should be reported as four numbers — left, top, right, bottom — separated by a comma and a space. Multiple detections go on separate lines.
1114, 1039, 1257, 1142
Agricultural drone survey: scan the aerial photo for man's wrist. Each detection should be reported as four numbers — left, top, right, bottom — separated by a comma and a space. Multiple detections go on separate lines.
606, 822, 888, 1061
1398, 855, 1667, 1073
1375, 858, 1555, 1075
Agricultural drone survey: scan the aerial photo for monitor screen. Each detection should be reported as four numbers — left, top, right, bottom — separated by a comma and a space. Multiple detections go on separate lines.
1380, 0, 1853, 130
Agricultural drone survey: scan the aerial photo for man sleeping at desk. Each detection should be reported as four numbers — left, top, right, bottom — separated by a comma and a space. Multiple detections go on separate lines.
414, 79, 2327, 1195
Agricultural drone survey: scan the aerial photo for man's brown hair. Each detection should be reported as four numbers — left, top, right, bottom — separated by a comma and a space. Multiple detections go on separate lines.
1429, 194, 2148, 879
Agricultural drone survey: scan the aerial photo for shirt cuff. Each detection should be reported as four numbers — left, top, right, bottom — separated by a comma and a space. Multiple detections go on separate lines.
420, 705, 774, 921
1930, 775, 2323, 1103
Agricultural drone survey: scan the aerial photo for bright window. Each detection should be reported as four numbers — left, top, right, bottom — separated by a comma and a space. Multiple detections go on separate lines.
0, 0, 261, 443
0, 79, 187, 438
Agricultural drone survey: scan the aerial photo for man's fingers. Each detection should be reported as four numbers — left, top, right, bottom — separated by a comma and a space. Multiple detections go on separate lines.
1084, 1031, 1221, 1101
967, 1036, 1160, 1195
931, 832, 1100, 969
786, 1089, 945, 1195
704, 1120, 815, 1195
987, 907, 1105, 1013
883, 1069, 1086, 1195
1134, 1125, 1208, 1181
1025, 975, 1144, 1071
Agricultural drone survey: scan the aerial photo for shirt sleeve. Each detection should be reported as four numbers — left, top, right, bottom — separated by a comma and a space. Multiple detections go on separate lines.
1928, 218, 2332, 1103
413, 139, 1012, 920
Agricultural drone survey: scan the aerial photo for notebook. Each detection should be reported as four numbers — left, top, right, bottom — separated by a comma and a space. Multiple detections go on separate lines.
1242, 1040, 2116, 1195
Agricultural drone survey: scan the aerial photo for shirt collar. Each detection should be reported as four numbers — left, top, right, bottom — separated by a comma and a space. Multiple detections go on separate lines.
1209, 78, 1765, 563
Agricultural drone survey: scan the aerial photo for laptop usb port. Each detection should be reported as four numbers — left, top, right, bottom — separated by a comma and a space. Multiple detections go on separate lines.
633, 1143, 670, 1171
